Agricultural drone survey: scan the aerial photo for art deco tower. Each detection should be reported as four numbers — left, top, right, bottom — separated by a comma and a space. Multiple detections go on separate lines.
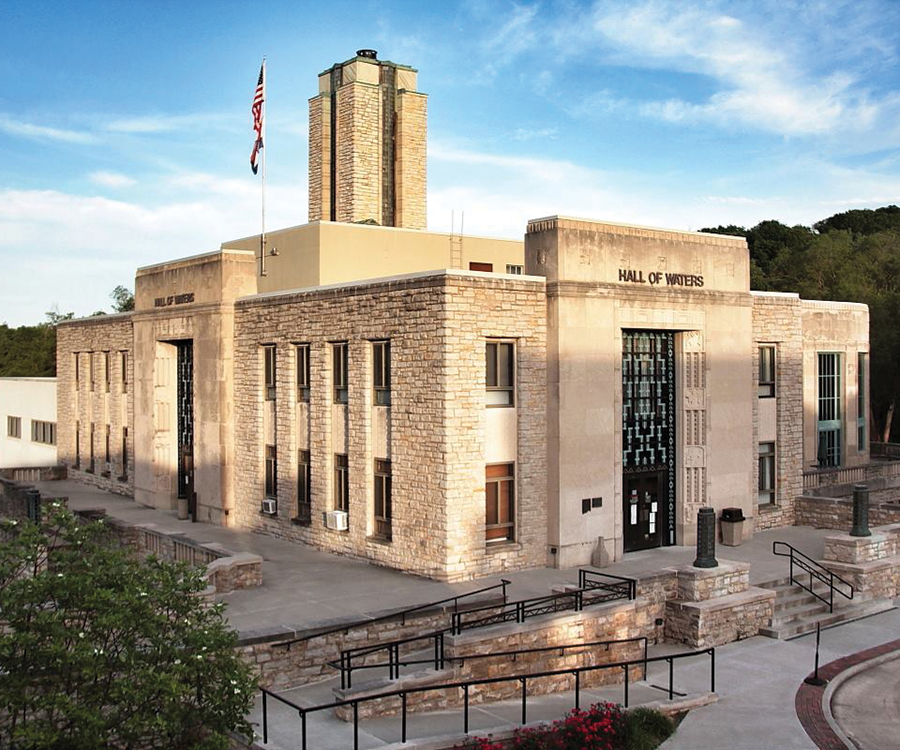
308, 49, 427, 229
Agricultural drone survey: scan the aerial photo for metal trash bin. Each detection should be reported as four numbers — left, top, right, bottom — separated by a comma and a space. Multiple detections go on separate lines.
721, 507, 746, 547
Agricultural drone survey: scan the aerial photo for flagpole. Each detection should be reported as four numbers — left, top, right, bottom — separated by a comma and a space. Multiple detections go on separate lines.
260, 56, 267, 277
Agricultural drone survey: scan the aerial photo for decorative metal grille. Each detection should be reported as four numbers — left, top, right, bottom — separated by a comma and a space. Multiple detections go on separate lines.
622, 330, 676, 545
176, 341, 194, 498
817, 352, 841, 467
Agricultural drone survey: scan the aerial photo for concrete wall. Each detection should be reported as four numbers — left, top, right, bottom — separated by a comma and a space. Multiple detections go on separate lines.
224, 221, 524, 295
801, 300, 869, 469
0, 378, 57, 468
525, 216, 754, 566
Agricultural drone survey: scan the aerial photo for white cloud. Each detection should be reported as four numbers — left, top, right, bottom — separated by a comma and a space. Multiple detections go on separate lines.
88, 171, 136, 188
0, 115, 96, 144
105, 113, 233, 134
511, 127, 557, 141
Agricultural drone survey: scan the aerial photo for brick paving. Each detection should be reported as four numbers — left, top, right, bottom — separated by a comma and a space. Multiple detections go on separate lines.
794, 636, 900, 749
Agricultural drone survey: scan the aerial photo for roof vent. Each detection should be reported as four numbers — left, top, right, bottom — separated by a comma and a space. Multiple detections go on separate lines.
356, 49, 378, 59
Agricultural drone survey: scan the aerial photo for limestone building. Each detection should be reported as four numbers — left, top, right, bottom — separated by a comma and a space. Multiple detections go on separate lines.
55, 51, 869, 581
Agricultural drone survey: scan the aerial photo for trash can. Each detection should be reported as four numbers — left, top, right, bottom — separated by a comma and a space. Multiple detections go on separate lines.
721, 507, 746, 547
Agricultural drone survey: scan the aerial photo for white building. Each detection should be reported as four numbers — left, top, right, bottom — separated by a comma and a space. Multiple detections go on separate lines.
0, 378, 58, 469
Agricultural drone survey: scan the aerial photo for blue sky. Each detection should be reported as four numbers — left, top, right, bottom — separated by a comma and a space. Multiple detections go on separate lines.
2, 0, 900, 325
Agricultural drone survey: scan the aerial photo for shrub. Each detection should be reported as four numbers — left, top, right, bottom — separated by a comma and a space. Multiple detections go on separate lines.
624, 707, 675, 750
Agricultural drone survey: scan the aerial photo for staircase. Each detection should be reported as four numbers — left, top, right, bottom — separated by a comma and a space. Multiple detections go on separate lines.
757, 577, 894, 639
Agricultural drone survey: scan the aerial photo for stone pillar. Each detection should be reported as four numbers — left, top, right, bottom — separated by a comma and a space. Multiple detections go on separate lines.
850, 484, 871, 537
693, 507, 718, 568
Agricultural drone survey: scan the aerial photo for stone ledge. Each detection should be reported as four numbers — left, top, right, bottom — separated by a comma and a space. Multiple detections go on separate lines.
824, 531, 895, 564
667, 586, 775, 614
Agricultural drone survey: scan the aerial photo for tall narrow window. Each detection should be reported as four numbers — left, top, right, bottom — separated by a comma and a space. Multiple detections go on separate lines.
486, 341, 514, 406
105, 424, 111, 463
263, 345, 276, 401
296, 344, 310, 402
296, 449, 311, 524
89, 354, 95, 392
121, 351, 128, 393
75, 420, 81, 469
817, 353, 842, 467
374, 459, 392, 540
758, 346, 776, 398
858, 352, 867, 451
89, 423, 95, 472
759, 443, 776, 504
74, 353, 80, 388
7, 416, 21, 438
104, 351, 111, 393
122, 427, 128, 481
485, 463, 515, 542
373, 340, 391, 406
265, 445, 277, 499
333, 343, 348, 404
334, 453, 349, 512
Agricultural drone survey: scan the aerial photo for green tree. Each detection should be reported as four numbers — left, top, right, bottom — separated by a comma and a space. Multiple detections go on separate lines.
110, 285, 135, 313
0, 508, 257, 749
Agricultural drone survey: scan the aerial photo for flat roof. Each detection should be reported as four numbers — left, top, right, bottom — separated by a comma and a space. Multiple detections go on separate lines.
526, 215, 747, 243
136, 248, 255, 274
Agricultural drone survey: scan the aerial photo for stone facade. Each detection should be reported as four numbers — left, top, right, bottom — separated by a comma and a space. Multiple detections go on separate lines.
55, 314, 135, 495
751, 293, 803, 530
336, 80, 382, 224
821, 523, 900, 600
307, 94, 330, 222
395, 90, 427, 230
796, 492, 900, 529
233, 271, 547, 581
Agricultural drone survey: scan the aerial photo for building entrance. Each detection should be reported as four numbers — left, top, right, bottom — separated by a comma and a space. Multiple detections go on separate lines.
622, 330, 676, 552
176, 340, 194, 510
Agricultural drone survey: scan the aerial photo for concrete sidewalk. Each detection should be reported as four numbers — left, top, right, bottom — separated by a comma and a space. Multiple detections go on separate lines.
38, 478, 833, 636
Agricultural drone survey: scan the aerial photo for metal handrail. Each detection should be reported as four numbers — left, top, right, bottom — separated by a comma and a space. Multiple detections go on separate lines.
330, 635, 649, 691
260, 647, 716, 750
772, 541, 854, 613
273, 578, 511, 649
579, 568, 638, 600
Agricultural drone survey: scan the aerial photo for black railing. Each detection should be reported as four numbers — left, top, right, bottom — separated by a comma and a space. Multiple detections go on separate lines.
450, 582, 634, 635
773, 541, 854, 613
272, 578, 511, 649
579, 568, 638, 600
260, 647, 715, 750
332, 634, 648, 691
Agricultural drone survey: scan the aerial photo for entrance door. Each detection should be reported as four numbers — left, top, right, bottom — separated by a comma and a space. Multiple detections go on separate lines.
622, 330, 676, 551
624, 471, 664, 551
176, 341, 194, 503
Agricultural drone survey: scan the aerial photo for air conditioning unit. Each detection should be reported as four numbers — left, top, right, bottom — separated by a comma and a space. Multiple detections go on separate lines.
261, 498, 277, 515
324, 510, 349, 531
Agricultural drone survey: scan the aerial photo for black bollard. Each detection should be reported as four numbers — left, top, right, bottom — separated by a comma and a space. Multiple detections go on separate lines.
693, 507, 718, 568
850, 484, 871, 538
804, 622, 827, 687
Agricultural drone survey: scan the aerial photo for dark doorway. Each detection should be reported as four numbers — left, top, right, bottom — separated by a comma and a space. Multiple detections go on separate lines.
622, 330, 676, 552
176, 341, 194, 515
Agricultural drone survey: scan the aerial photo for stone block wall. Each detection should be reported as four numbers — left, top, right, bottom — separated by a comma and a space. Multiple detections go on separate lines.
821, 523, 900, 600
307, 94, 330, 222
796, 493, 900, 529
233, 272, 546, 581
751, 294, 803, 530
395, 90, 427, 230
335, 81, 382, 224
56, 315, 135, 496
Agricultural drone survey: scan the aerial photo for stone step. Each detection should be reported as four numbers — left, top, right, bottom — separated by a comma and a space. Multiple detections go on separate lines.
759, 598, 895, 640
773, 599, 830, 622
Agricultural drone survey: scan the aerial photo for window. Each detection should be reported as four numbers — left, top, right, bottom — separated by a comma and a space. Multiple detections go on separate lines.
121, 351, 128, 393
75, 421, 81, 469
89, 423, 95, 472
334, 453, 349, 512
263, 345, 276, 401
758, 346, 776, 398
374, 459, 392, 539
104, 351, 111, 393
31, 420, 56, 445
296, 449, 311, 524
296, 345, 310, 402
506, 264, 524, 275
486, 341, 514, 406
858, 352, 867, 451
105, 424, 111, 463
470, 262, 493, 272
373, 340, 391, 406
89, 353, 95, 392
265, 445, 277, 499
121, 427, 129, 481
759, 442, 776, 504
333, 343, 348, 404
485, 463, 515, 542
817, 352, 842, 467
7, 416, 21, 439
74, 353, 80, 388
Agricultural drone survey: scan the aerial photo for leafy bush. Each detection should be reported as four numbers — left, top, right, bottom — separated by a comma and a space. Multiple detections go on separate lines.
0, 508, 257, 749
624, 707, 675, 750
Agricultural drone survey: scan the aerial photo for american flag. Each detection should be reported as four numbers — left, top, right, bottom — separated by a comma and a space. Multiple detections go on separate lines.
250, 61, 265, 175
